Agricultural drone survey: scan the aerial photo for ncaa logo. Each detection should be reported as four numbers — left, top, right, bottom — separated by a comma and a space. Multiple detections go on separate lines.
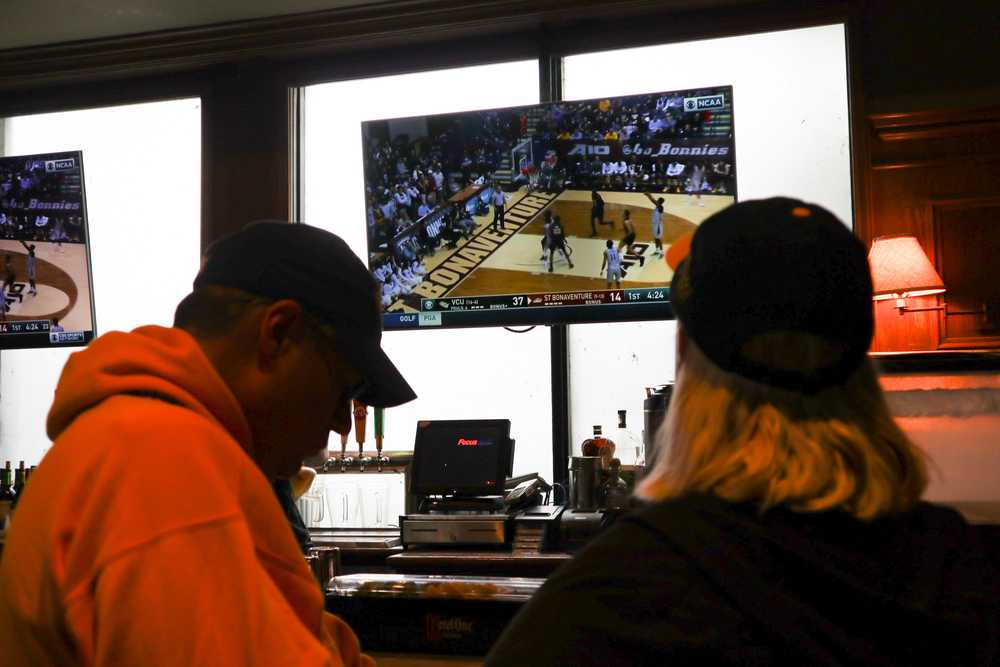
44, 158, 76, 173
683, 94, 726, 112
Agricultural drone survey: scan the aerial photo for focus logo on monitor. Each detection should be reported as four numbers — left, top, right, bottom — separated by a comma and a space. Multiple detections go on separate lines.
456, 437, 496, 447
683, 94, 725, 112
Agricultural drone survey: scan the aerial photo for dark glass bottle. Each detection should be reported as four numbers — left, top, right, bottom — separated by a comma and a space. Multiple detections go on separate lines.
600, 458, 629, 510
581, 425, 616, 468
12, 460, 26, 508
0, 461, 15, 528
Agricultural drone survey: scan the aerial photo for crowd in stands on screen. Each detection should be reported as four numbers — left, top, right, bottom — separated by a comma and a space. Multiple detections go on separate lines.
532, 92, 736, 194
0, 211, 83, 243
451, 207, 476, 238
363, 108, 520, 234
533, 93, 705, 145
1, 161, 60, 202
416, 196, 432, 219
373, 253, 426, 308
1, 163, 86, 243
563, 154, 731, 194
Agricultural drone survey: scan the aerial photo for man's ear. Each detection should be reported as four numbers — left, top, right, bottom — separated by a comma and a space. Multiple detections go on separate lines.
256, 300, 307, 367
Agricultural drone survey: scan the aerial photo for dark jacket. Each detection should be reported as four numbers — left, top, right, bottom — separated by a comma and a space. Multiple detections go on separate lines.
486, 493, 998, 666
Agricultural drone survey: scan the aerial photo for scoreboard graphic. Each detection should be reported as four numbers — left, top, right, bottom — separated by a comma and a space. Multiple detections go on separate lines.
387, 286, 672, 328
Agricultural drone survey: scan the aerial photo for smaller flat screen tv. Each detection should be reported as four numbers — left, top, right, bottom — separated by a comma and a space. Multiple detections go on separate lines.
409, 419, 512, 497
0, 151, 96, 349
361, 84, 737, 330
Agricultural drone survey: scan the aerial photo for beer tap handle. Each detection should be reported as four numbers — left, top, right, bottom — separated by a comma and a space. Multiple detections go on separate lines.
374, 407, 384, 456
373, 407, 388, 472
353, 401, 370, 472
339, 432, 351, 472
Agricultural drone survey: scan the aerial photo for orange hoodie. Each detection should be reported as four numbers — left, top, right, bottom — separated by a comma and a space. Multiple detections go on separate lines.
0, 326, 373, 667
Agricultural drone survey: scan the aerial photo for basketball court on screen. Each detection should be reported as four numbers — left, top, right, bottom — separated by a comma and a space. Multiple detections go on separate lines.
418, 188, 732, 301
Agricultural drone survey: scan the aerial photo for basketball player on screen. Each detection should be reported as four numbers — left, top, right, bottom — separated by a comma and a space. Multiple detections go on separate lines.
547, 215, 574, 273
590, 190, 613, 237
617, 210, 644, 266
600, 239, 623, 288
540, 210, 553, 264
644, 193, 665, 258
3, 254, 16, 292
688, 162, 706, 206
19, 240, 37, 296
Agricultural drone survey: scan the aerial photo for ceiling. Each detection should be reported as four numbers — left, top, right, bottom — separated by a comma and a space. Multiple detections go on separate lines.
0, 0, 377, 51
0, 0, 768, 52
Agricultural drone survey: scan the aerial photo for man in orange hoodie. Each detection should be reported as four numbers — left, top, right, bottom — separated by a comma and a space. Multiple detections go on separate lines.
0, 222, 416, 666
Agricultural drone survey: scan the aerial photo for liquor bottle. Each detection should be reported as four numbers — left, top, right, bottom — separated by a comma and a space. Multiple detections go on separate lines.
614, 409, 644, 467
600, 458, 630, 510
0, 461, 15, 531
11, 460, 26, 509
581, 425, 615, 468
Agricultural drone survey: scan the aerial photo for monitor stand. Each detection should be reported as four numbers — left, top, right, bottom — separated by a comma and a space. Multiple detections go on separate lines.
420, 495, 505, 514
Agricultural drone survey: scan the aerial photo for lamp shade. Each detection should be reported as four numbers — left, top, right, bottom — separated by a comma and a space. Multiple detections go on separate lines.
868, 235, 945, 301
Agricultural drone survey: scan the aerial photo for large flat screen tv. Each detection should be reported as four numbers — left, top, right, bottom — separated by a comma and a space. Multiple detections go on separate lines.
362, 84, 736, 330
0, 150, 96, 349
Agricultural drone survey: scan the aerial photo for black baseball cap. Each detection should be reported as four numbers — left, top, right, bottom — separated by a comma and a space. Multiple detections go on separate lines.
194, 221, 416, 407
666, 198, 873, 393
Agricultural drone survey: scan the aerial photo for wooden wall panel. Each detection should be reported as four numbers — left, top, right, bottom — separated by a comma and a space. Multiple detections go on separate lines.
201, 66, 291, 250
935, 199, 1000, 347
865, 107, 1000, 352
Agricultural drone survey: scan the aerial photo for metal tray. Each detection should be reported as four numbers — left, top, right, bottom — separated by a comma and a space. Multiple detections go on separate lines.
328, 573, 543, 602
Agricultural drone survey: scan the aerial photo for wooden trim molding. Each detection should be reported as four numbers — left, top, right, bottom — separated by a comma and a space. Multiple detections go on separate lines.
870, 106, 1000, 140
867, 105, 1000, 171
874, 351, 1000, 374
0, 0, 847, 92
871, 152, 1000, 171
0, 0, 702, 88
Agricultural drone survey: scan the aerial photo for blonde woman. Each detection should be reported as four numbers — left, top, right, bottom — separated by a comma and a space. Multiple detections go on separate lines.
486, 198, 998, 667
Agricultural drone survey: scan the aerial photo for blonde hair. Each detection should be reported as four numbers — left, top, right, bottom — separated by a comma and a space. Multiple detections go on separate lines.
636, 333, 927, 520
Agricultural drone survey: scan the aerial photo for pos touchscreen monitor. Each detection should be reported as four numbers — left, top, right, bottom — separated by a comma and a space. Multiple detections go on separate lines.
410, 419, 512, 497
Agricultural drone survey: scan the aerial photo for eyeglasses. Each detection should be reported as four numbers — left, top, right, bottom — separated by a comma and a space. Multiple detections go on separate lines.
301, 312, 369, 404
229, 294, 370, 404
